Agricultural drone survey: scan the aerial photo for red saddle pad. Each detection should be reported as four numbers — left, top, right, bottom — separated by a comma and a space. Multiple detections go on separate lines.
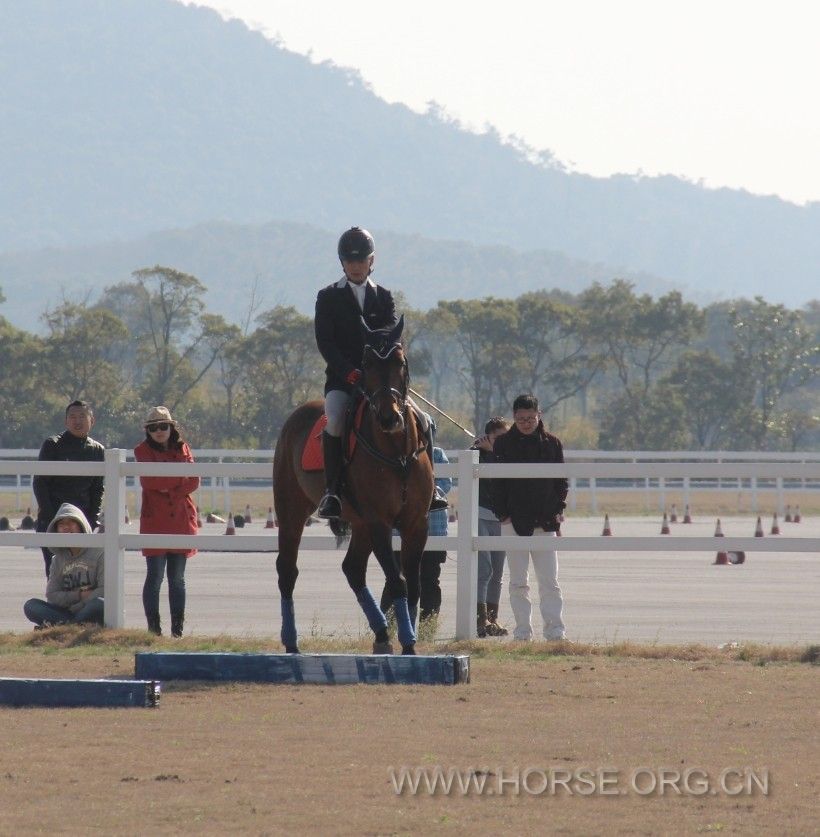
301, 402, 365, 472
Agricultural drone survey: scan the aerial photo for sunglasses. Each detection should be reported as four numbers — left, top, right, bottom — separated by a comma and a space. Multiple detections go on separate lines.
146, 422, 171, 432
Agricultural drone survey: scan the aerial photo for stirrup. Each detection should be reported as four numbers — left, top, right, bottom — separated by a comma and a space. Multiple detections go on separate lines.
317, 492, 342, 519
430, 488, 448, 511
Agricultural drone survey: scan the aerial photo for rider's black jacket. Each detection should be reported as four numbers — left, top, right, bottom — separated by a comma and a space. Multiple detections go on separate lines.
315, 278, 398, 395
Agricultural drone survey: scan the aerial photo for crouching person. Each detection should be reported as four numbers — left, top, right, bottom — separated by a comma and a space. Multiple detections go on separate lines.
24, 503, 104, 628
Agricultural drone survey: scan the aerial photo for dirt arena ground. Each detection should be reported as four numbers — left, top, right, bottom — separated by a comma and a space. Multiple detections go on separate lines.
0, 636, 817, 835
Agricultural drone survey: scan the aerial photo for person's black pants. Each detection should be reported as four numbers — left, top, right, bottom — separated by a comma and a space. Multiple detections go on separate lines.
381, 550, 446, 620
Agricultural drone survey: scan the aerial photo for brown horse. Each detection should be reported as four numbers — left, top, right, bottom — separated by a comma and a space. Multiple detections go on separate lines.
272, 317, 434, 655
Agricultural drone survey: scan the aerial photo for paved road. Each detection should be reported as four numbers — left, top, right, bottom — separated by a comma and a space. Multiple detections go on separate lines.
2, 516, 817, 645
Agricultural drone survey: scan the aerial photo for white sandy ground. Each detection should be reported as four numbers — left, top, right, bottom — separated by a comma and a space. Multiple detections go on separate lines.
1, 516, 817, 645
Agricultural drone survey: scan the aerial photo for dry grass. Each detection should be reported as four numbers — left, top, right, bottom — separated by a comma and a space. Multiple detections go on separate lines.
0, 633, 817, 835
1, 626, 816, 667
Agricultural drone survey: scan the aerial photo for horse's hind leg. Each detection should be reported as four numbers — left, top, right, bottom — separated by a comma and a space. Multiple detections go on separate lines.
341, 526, 393, 654
274, 490, 313, 654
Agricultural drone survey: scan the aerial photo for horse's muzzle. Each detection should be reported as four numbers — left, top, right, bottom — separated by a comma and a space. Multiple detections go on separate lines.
378, 410, 405, 433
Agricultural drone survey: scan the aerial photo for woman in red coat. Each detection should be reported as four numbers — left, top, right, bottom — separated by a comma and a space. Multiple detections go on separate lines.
134, 407, 199, 636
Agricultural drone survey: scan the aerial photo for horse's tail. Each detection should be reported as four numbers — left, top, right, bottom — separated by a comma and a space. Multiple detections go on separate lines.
329, 518, 350, 547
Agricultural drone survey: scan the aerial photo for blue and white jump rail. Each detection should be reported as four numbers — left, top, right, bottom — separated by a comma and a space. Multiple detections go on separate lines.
135, 652, 470, 685
0, 677, 160, 708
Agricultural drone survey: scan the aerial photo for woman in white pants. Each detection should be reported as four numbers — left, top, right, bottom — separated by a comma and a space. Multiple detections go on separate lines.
491, 394, 568, 641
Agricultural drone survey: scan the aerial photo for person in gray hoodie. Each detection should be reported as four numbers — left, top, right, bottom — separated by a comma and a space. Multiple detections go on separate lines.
23, 503, 104, 628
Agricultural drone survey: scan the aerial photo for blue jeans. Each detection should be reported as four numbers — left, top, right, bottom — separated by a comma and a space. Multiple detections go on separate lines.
24, 597, 104, 627
478, 516, 505, 604
143, 553, 187, 619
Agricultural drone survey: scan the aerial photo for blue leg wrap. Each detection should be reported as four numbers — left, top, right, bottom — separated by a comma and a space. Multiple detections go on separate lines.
393, 597, 416, 647
356, 587, 388, 633
281, 597, 298, 650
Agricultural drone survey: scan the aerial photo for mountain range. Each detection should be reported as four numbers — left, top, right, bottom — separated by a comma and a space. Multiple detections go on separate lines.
0, 0, 817, 331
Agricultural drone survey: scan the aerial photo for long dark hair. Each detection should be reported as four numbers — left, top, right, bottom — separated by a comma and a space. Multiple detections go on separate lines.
145, 425, 184, 451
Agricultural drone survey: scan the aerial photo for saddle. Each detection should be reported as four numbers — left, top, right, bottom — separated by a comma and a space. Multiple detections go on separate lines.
300, 397, 430, 473
301, 398, 367, 472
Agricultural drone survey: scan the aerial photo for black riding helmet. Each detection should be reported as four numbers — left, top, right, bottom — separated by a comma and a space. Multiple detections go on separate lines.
338, 226, 375, 262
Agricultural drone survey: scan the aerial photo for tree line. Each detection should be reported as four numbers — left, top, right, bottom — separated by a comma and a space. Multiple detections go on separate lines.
0, 268, 818, 451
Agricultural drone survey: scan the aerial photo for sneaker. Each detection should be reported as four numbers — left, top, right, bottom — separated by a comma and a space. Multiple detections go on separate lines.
484, 622, 509, 637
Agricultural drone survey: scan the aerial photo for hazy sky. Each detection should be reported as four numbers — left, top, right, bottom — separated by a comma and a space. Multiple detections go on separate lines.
192, 0, 819, 206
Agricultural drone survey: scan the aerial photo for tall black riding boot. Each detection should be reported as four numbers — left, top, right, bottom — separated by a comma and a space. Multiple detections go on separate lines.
317, 432, 344, 519
146, 614, 161, 636
171, 613, 184, 638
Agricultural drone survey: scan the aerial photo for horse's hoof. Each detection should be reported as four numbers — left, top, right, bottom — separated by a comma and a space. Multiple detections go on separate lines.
373, 640, 394, 654
401, 645, 416, 656
285, 645, 300, 654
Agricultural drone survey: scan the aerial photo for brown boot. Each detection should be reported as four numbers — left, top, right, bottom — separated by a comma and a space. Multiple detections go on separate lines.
476, 602, 488, 638
486, 602, 509, 636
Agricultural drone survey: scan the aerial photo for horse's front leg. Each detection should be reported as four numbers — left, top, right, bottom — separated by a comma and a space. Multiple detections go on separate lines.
370, 522, 416, 655
400, 520, 428, 632
341, 525, 393, 654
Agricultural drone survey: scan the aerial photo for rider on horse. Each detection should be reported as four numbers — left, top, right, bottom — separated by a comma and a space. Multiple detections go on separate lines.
314, 226, 448, 519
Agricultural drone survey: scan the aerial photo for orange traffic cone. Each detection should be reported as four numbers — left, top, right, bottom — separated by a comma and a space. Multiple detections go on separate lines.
784, 504, 792, 523
602, 514, 612, 536
448, 511, 456, 523
244, 504, 252, 524
225, 513, 236, 535
683, 504, 692, 524
660, 512, 670, 534
754, 516, 764, 537
794, 505, 801, 523
196, 506, 203, 528
670, 504, 678, 523
714, 518, 728, 564
770, 513, 780, 535
265, 507, 275, 529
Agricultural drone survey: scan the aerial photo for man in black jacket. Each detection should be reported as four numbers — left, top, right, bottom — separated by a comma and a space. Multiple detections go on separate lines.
32, 400, 105, 577
491, 394, 568, 641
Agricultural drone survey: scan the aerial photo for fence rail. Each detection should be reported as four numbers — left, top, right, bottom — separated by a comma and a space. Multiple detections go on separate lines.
1, 450, 818, 640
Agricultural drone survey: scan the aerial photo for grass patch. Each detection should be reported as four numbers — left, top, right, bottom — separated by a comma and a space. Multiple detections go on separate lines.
0, 627, 814, 665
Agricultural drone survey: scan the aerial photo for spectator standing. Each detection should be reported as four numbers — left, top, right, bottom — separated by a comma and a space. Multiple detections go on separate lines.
491, 395, 568, 641
472, 417, 511, 637
32, 400, 105, 578
23, 503, 104, 628
134, 407, 199, 637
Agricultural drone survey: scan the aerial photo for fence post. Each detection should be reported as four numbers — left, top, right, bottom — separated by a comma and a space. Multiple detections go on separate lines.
590, 477, 598, 515
455, 449, 479, 640
776, 476, 784, 517
103, 448, 126, 628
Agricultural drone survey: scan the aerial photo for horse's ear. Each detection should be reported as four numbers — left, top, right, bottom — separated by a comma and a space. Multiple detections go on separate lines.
387, 315, 404, 345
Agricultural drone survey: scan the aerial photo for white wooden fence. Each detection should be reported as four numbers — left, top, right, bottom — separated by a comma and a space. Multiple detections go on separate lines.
1, 450, 818, 640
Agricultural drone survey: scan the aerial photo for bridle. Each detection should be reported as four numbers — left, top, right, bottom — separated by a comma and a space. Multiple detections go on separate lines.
358, 341, 409, 417
352, 342, 426, 499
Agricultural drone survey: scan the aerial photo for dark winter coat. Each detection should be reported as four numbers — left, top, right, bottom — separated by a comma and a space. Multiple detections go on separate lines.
33, 431, 105, 528
490, 422, 568, 536
134, 439, 199, 557
314, 278, 398, 394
